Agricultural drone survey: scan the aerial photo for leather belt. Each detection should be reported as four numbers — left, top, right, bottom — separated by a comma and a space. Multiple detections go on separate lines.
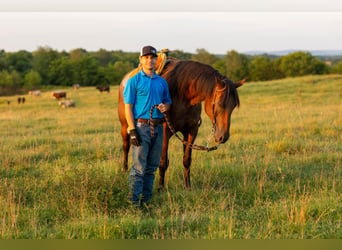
136, 118, 165, 126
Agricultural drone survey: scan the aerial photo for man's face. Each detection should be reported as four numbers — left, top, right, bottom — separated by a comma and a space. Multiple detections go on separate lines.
140, 54, 157, 71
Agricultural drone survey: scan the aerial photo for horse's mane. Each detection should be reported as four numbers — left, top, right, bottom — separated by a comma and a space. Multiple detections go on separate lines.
162, 60, 240, 107
163, 60, 219, 99
223, 78, 240, 108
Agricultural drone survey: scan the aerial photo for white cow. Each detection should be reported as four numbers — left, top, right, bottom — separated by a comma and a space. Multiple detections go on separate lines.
28, 90, 41, 96
58, 100, 76, 108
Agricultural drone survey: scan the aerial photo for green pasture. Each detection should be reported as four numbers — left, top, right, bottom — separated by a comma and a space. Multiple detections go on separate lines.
0, 75, 341, 239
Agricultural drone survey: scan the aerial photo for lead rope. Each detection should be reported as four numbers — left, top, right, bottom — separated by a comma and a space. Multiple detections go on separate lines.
149, 105, 157, 137
150, 105, 218, 152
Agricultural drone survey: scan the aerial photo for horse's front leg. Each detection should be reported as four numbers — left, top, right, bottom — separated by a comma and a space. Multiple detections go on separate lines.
183, 143, 192, 189
158, 125, 171, 192
183, 131, 197, 189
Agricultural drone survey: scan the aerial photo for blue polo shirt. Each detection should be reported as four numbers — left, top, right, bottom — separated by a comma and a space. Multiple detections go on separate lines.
123, 70, 172, 119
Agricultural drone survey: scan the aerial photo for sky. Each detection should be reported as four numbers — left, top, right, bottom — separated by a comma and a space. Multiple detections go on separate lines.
1, 0, 342, 54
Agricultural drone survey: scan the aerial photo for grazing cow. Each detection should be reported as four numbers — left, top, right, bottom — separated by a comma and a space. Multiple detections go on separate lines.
73, 84, 80, 90
52, 91, 67, 100
28, 90, 41, 96
96, 86, 110, 93
58, 100, 76, 108
17, 97, 26, 104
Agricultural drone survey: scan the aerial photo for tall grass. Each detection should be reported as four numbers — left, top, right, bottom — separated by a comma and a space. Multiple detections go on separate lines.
0, 75, 341, 239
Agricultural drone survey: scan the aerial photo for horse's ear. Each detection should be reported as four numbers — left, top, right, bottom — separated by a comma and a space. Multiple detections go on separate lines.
234, 78, 246, 88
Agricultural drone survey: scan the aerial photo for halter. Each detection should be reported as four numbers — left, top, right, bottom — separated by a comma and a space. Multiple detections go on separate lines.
211, 81, 228, 135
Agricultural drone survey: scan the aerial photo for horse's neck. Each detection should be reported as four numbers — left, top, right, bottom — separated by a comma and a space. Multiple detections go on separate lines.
189, 94, 207, 106
188, 85, 213, 106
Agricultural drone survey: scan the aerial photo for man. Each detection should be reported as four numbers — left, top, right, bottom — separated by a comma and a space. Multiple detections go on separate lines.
123, 45, 172, 207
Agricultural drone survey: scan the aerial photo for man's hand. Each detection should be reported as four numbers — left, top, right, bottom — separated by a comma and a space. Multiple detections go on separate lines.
129, 129, 141, 146
157, 103, 170, 113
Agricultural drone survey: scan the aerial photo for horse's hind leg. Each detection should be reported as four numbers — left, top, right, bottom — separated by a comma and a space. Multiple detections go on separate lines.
120, 125, 130, 171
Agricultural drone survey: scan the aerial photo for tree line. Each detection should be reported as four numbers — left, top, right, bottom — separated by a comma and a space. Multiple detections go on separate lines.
1, 46, 342, 95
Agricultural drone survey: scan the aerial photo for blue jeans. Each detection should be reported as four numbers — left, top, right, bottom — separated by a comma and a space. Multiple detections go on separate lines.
129, 122, 163, 206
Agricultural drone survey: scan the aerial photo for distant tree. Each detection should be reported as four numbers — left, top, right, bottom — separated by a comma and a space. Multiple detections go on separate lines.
313, 60, 329, 74
191, 48, 217, 66
113, 61, 134, 84
0, 70, 23, 95
24, 70, 42, 89
48, 57, 74, 86
112, 50, 140, 68
11, 70, 23, 87
72, 56, 102, 86
224, 50, 249, 81
168, 50, 192, 60
2, 47, 337, 93
32, 46, 60, 84
6, 50, 32, 74
249, 56, 275, 81
272, 57, 286, 79
280, 51, 328, 77
331, 60, 342, 74
0, 70, 14, 87
103, 61, 134, 85
92, 49, 114, 66
69, 48, 87, 61
212, 59, 227, 76
0, 50, 6, 71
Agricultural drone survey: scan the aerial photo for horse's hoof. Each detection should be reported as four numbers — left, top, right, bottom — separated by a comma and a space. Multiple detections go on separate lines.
157, 186, 165, 193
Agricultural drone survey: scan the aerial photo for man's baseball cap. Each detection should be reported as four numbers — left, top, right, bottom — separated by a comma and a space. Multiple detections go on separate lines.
140, 46, 157, 57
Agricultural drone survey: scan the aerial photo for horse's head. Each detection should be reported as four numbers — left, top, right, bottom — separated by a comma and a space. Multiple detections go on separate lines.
204, 77, 244, 144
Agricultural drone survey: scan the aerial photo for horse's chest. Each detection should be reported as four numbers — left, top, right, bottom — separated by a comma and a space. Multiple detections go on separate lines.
172, 112, 201, 129
170, 101, 201, 129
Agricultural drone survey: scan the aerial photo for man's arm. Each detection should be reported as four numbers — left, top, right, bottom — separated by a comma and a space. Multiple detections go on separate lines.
125, 104, 135, 131
125, 103, 141, 146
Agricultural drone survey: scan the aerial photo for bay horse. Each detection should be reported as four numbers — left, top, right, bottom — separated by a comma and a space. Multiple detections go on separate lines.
118, 58, 244, 190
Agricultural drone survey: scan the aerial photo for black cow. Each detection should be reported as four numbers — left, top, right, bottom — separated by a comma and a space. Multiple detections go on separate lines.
96, 86, 110, 93
17, 97, 26, 104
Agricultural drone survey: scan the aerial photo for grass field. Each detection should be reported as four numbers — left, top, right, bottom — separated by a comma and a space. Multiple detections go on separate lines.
0, 75, 341, 239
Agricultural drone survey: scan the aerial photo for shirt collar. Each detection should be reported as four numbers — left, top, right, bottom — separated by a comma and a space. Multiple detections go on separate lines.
140, 69, 157, 78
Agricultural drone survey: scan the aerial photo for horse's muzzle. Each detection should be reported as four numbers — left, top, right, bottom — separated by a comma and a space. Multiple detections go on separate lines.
216, 133, 229, 144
